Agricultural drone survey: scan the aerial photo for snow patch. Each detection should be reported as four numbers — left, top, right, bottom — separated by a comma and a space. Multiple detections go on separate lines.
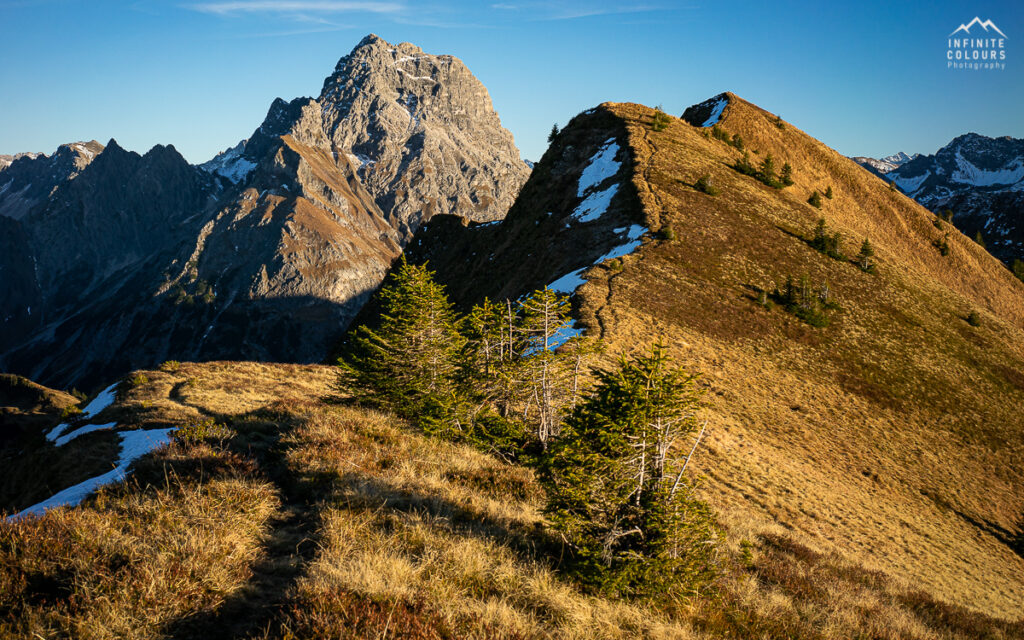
200, 141, 256, 184
47, 383, 119, 442
577, 139, 620, 197
54, 422, 118, 447
951, 151, 1024, 187
548, 268, 587, 294
701, 98, 727, 127
594, 238, 644, 264
396, 68, 436, 82
571, 184, 619, 223
8, 428, 175, 520
890, 171, 931, 195
548, 320, 583, 350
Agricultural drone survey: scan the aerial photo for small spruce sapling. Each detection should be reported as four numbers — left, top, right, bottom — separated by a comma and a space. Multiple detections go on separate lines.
974, 231, 986, 249
825, 185, 833, 199
651, 105, 671, 132
1013, 259, 1024, 283
733, 151, 756, 176
856, 238, 876, 273
808, 190, 823, 208
758, 154, 778, 186
780, 163, 794, 187
548, 124, 560, 143
694, 174, 719, 196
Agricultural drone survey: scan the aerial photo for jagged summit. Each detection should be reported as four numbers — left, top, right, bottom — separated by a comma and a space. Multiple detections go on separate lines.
3, 35, 530, 389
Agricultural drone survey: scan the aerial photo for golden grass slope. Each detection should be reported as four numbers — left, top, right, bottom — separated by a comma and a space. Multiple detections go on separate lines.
568, 98, 1024, 618
5, 361, 1021, 639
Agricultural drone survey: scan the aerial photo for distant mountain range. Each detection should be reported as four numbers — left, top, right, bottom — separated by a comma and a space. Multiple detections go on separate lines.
0, 34, 528, 389
853, 134, 1024, 264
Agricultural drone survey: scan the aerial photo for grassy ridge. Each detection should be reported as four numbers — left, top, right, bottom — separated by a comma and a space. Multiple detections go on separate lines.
569, 99, 1024, 618
1, 362, 1021, 638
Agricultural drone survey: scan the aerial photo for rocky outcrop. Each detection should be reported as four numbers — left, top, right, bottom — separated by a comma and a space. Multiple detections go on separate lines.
0, 141, 104, 220
0, 35, 528, 390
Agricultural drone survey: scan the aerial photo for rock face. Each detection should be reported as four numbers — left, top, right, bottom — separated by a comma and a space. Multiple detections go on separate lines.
0, 141, 104, 220
853, 134, 1024, 264
207, 34, 528, 240
0, 35, 528, 390
406, 105, 643, 306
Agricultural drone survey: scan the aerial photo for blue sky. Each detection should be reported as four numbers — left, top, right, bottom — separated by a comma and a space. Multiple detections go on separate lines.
1, 0, 1021, 163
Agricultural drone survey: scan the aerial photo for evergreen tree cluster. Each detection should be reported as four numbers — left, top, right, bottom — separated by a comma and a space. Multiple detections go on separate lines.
810, 218, 844, 260
771, 274, 839, 328
339, 259, 723, 600
732, 151, 792, 189
710, 125, 745, 152
338, 258, 600, 458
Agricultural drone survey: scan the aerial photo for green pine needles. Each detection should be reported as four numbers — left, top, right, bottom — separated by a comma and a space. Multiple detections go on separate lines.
338, 257, 465, 420
540, 343, 722, 600
339, 262, 723, 601
338, 257, 601, 457
732, 151, 793, 189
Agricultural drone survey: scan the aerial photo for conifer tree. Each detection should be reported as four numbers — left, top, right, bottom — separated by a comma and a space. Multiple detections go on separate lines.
759, 153, 777, 185
548, 124, 560, 143
541, 343, 720, 598
694, 174, 719, 196
338, 258, 465, 419
857, 238, 876, 273
825, 185, 834, 199
974, 230, 987, 249
1013, 259, 1024, 283
734, 151, 756, 176
780, 162, 794, 186
808, 190, 822, 208
651, 105, 671, 132
518, 288, 575, 447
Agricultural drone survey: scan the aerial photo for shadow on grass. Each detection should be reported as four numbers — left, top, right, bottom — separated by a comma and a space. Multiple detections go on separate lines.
158, 406, 325, 640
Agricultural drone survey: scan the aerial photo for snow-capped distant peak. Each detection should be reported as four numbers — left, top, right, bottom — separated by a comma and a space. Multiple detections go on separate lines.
882, 152, 915, 165
200, 140, 257, 184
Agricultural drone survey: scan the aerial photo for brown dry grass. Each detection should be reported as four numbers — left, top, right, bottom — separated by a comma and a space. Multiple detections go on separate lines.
2, 362, 1022, 638
569, 99, 1024, 620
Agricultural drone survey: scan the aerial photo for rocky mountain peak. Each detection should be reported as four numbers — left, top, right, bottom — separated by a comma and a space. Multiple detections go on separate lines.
313, 34, 529, 238
3, 35, 530, 389
0, 140, 105, 221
